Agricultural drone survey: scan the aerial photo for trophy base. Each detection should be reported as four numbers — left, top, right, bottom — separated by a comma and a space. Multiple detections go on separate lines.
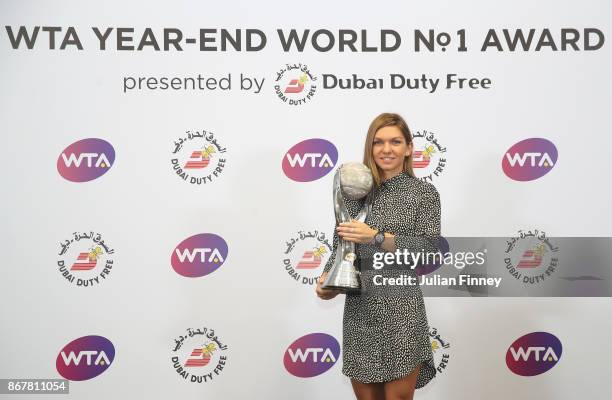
322, 260, 362, 293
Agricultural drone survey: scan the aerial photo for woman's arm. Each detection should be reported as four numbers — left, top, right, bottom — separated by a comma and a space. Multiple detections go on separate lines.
384, 185, 441, 253
337, 184, 441, 255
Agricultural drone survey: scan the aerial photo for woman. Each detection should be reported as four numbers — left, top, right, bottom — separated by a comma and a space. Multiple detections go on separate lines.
316, 113, 440, 400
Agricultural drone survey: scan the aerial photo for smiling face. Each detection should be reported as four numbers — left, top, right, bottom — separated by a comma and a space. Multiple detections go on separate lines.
362, 113, 415, 185
372, 125, 413, 180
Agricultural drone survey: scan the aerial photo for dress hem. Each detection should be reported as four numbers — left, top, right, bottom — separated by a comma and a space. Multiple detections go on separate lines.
341, 356, 436, 389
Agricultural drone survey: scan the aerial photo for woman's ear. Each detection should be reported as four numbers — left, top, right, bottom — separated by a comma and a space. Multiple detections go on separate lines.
405, 141, 413, 157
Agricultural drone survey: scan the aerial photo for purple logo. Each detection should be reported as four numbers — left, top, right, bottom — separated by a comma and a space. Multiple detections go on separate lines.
282, 139, 337, 182
502, 138, 557, 181
506, 332, 562, 376
416, 236, 450, 276
283, 333, 340, 378
171, 233, 228, 278
56, 335, 115, 381
57, 138, 115, 182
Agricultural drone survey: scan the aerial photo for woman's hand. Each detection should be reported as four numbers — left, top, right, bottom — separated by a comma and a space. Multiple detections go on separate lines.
336, 220, 377, 244
316, 272, 341, 300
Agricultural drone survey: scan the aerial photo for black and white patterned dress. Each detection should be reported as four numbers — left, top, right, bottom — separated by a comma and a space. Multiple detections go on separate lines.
323, 171, 440, 387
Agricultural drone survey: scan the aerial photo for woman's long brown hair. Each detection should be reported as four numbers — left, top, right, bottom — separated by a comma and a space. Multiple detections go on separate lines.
363, 113, 415, 186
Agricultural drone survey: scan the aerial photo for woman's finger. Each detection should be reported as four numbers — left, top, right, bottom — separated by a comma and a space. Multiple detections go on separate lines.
338, 227, 366, 235
338, 234, 365, 242
317, 291, 336, 300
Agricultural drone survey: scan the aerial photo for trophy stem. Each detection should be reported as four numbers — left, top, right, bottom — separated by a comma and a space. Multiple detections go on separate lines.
322, 169, 373, 292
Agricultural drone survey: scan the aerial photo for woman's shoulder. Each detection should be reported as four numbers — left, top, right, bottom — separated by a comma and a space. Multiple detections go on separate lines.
399, 176, 441, 214
400, 175, 439, 198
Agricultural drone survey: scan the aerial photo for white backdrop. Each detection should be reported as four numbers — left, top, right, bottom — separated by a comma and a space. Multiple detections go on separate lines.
1, 0, 611, 399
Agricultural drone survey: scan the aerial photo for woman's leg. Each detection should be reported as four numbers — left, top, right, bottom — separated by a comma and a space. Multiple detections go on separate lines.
351, 379, 385, 400
383, 364, 421, 400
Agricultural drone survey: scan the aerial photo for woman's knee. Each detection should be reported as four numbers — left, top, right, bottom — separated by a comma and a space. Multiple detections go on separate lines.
351, 379, 385, 400
383, 365, 420, 400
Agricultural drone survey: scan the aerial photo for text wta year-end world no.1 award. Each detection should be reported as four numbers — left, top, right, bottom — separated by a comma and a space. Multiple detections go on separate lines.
322, 162, 373, 292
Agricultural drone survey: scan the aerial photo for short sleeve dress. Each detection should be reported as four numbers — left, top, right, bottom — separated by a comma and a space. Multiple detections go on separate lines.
323, 171, 440, 387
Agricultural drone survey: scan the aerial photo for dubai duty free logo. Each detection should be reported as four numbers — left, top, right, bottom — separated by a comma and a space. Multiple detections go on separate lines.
282, 139, 338, 182
170, 130, 227, 185
502, 138, 558, 181
274, 63, 317, 106
57, 231, 115, 287
56, 335, 115, 381
171, 326, 229, 383
171, 233, 228, 278
283, 333, 340, 378
411, 130, 446, 183
504, 229, 559, 285
283, 229, 333, 286
506, 332, 562, 376
57, 138, 115, 182
429, 327, 451, 378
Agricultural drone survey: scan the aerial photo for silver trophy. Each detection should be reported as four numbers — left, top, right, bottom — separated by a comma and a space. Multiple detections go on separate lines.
322, 163, 373, 292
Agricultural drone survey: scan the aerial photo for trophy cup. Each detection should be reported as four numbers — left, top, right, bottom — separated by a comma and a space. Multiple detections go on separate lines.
322, 162, 373, 292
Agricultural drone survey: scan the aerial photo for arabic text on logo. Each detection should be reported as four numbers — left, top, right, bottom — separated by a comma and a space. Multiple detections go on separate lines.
170, 130, 227, 185
430, 327, 451, 377
504, 229, 559, 285
274, 63, 317, 106
57, 231, 115, 287
283, 229, 333, 286
171, 326, 229, 383
411, 130, 446, 183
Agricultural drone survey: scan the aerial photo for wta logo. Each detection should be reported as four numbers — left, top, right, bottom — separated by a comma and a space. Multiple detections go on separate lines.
506, 332, 562, 376
56, 335, 115, 381
502, 138, 558, 181
283, 333, 340, 378
282, 139, 338, 182
171, 233, 228, 278
57, 138, 115, 182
